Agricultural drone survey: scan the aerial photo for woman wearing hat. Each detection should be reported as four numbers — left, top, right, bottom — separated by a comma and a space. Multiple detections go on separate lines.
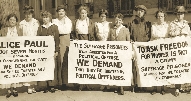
169, 6, 191, 37
19, 5, 39, 94
169, 6, 191, 97
150, 10, 170, 95
73, 5, 95, 91
37, 11, 60, 93
130, 5, 151, 92
52, 5, 72, 89
0, 13, 23, 98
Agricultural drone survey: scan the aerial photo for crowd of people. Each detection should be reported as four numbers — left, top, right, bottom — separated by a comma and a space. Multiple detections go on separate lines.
0, 4, 191, 98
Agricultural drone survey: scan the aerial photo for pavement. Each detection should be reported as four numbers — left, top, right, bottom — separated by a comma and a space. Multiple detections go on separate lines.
0, 86, 191, 101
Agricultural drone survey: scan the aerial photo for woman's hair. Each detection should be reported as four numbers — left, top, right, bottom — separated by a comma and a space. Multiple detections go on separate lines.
99, 9, 108, 17
41, 11, 52, 21
56, 5, 67, 12
155, 10, 167, 18
6, 13, 18, 22
114, 13, 124, 20
23, 5, 34, 14
77, 5, 89, 14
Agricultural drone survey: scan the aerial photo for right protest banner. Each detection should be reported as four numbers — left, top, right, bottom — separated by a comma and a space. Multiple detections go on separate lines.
133, 36, 191, 87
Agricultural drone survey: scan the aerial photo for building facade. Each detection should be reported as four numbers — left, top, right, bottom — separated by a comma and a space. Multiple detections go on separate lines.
19, 0, 191, 20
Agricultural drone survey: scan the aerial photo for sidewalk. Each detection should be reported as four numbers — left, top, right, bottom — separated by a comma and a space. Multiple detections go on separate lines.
0, 89, 191, 101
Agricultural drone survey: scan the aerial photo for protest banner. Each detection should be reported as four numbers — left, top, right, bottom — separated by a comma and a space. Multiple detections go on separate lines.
68, 41, 132, 86
0, 36, 55, 84
133, 36, 191, 87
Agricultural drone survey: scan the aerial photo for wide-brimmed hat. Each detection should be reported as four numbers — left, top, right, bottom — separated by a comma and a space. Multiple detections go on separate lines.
135, 5, 147, 11
174, 6, 187, 14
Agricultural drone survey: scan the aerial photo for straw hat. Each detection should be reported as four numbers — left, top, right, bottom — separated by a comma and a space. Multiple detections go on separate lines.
174, 6, 187, 14
135, 5, 147, 11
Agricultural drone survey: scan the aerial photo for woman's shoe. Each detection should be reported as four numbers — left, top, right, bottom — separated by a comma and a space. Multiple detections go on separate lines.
49, 88, 56, 93
6, 90, 12, 98
12, 90, 18, 97
161, 90, 165, 95
43, 89, 49, 93
175, 89, 179, 97
32, 88, 36, 93
28, 88, 32, 94
151, 91, 156, 95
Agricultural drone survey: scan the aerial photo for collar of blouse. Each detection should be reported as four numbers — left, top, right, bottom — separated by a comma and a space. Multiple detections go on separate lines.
172, 19, 188, 29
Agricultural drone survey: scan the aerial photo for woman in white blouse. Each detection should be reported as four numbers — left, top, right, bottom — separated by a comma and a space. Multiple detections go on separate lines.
0, 13, 22, 98
52, 5, 72, 89
151, 10, 169, 41
169, 6, 191, 97
74, 5, 95, 41
94, 9, 111, 41
150, 10, 169, 95
19, 5, 39, 94
169, 6, 191, 37
19, 5, 39, 36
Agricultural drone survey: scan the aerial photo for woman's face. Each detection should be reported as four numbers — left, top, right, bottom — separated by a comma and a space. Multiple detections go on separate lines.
42, 16, 50, 25
157, 12, 165, 23
100, 14, 107, 22
80, 9, 87, 20
115, 17, 123, 27
25, 13, 33, 21
58, 9, 66, 18
136, 9, 145, 18
9, 17, 17, 27
176, 13, 184, 21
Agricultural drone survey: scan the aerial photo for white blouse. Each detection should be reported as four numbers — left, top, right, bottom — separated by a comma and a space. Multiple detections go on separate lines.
52, 16, 72, 34
76, 18, 89, 34
19, 18, 39, 36
169, 19, 191, 37
7, 27, 18, 37
115, 24, 125, 36
151, 22, 169, 40
95, 22, 110, 41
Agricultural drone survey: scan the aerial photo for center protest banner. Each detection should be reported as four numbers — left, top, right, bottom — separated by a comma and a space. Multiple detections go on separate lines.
0, 36, 55, 84
133, 36, 191, 87
68, 41, 132, 86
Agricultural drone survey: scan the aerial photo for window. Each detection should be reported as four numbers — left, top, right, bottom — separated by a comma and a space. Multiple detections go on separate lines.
121, 0, 127, 10
25, 0, 29, 5
40, 0, 42, 10
52, 0, 56, 8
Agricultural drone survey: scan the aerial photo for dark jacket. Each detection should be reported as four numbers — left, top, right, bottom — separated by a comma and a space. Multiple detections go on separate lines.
37, 24, 60, 52
108, 25, 130, 41
72, 18, 95, 41
129, 16, 151, 42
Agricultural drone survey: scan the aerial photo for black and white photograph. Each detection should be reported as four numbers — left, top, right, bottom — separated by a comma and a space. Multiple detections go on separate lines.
1, 0, 191, 101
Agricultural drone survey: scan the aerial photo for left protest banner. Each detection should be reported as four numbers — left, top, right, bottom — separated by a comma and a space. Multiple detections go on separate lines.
68, 41, 132, 86
0, 36, 55, 84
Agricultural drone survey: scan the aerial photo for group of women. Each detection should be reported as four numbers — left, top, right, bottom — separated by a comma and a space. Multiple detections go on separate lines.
0, 4, 190, 98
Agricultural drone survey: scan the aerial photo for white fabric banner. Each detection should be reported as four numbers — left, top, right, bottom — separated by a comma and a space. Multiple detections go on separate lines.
68, 40, 132, 86
133, 36, 191, 87
0, 36, 55, 84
